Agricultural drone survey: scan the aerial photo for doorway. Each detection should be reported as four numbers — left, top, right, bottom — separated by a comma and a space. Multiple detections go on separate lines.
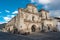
13, 27, 18, 34
31, 25, 36, 32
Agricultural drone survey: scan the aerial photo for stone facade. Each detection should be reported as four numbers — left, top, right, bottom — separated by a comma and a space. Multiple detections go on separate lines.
3, 4, 57, 34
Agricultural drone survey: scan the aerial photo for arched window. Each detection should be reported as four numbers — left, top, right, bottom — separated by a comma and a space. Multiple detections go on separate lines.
32, 16, 34, 21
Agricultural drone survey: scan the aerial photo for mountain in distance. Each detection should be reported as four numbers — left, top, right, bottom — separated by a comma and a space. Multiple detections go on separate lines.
0, 23, 6, 29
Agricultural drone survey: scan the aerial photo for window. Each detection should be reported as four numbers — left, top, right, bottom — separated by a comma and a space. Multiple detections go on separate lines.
32, 16, 34, 21
26, 14, 28, 20
33, 8, 38, 13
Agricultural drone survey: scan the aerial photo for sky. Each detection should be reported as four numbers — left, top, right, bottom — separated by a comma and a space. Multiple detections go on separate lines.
0, 0, 60, 24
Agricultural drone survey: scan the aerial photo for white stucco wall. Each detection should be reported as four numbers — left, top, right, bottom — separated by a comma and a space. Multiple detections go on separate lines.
57, 22, 60, 31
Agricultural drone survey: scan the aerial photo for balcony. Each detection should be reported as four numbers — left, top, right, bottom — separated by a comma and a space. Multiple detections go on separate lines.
24, 19, 41, 23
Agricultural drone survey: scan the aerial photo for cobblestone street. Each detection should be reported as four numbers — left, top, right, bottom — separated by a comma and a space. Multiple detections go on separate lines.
0, 32, 60, 40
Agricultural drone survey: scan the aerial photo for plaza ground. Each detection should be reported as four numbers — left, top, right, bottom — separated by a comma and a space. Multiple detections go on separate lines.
0, 32, 60, 40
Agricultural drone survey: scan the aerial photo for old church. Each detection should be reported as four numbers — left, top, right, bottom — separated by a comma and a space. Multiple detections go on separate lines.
3, 4, 57, 34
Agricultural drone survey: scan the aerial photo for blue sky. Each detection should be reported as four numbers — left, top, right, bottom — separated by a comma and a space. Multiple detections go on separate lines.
0, 0, 60, 24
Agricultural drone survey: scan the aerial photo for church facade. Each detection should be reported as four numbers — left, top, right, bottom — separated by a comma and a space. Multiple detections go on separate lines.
3, 4, 57, 34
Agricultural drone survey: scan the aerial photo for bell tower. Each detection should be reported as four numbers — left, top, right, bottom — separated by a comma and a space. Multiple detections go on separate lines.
39, 9, 50, 19
27, 4, 38, 13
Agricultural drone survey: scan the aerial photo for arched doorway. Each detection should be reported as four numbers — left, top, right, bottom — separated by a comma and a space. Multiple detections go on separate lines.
48, 26, 50, 31
47, 24, 51, 31
8, 28, 10, 32
13, 27, 18, 34
31, 25, 36, 32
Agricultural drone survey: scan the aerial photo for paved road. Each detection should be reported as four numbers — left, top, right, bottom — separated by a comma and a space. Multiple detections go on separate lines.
0, 32, 33, 40
0, 32, 60, 40
27, 32, 60, 40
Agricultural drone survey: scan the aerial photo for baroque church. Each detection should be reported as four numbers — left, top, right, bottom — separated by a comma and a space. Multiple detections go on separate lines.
3, 4, 57, 34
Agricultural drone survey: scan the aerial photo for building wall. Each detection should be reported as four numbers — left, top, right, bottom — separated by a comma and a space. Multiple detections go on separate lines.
43, 19, 57, 32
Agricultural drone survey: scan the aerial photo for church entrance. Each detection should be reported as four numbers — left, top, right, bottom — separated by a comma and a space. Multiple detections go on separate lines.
13, 27, 18, 34
31, 25, 36, 32
48, 26, 50, 31
47, 24, 51, 32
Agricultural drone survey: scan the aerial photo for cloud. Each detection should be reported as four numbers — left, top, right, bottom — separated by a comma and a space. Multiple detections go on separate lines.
12, 11, 18, 14
3, 17, 11, 21
11, 15, 15, 18
43, 5, 49, 9
3, 15, 15, 22
31, 0, 35, 3
0, 22, 4, 24
31, 0, 60, 17
31, 0, 60, 10
50, 10, 60, 17
31, 0, 51, 4
0, 22, 2, 24
7, 15, 15, 18
49, 0, 60, 10
0, 22, 6, 24
40, 0, 60, 10
5, 10, 10, 13
30, 0, 51, 10
38, 0, 51, 4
